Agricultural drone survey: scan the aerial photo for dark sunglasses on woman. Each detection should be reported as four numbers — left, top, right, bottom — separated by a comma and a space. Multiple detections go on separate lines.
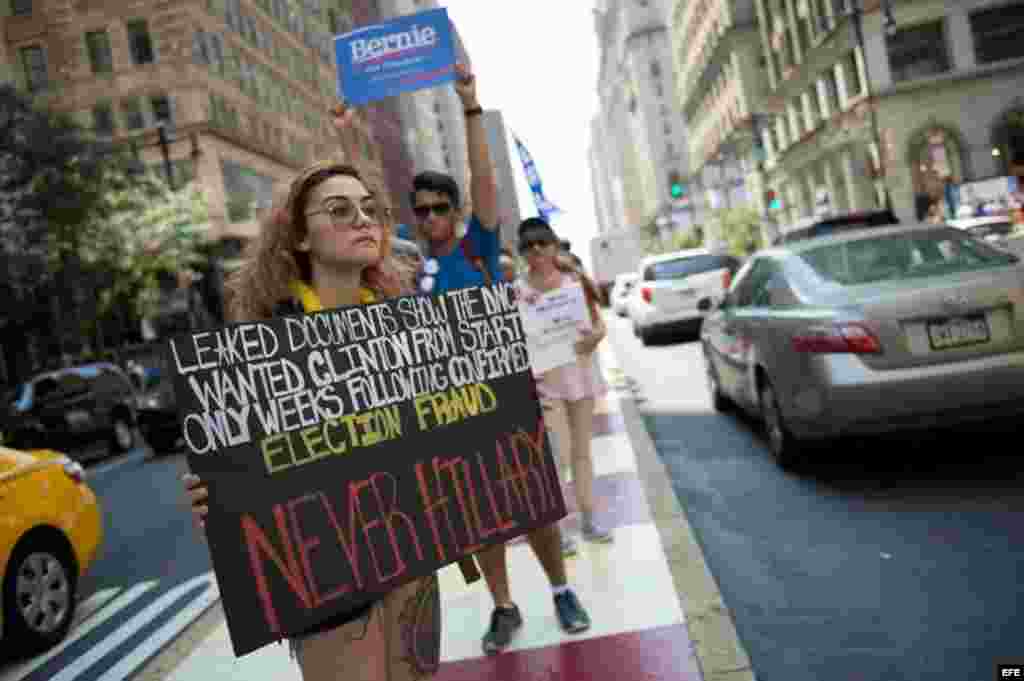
519, 238, 554, 254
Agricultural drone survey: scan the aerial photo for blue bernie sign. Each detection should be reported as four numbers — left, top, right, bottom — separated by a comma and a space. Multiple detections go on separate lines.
335, 8, 457, 106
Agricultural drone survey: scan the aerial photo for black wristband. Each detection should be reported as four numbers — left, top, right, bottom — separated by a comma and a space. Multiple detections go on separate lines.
464, 106, 484, 118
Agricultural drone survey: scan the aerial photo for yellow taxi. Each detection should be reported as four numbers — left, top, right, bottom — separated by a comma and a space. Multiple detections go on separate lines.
1, 446, 103, 652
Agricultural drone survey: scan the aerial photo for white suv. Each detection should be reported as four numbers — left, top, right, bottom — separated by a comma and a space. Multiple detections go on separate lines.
628, 249, 740, 345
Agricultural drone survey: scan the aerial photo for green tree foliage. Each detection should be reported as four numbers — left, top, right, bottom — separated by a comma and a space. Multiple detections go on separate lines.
84, 168, 210, 318
714, 206, 764, 256
1, 84, 209, 376
0, 84, 115, 296
642, 223, 704, 255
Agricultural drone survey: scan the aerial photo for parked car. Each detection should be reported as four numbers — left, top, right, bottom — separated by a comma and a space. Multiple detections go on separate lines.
773, 209, 898, 245
628, 250, 741, 345
2, 363, 139, 461
699, 223, 1024, 468
610, 273, 640, 317
136, 368, 182, 454
1, 445, 103, 653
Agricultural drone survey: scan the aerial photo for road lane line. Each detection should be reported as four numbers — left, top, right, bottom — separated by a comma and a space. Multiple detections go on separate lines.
93, 579, 220, 681
0, 581, 157, 681
48, 573, 215, 681
71, 588, 120, 629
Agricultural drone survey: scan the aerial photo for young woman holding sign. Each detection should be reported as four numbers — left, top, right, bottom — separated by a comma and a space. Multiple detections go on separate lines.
182, 160, 440, 680
515, 217, 614, 555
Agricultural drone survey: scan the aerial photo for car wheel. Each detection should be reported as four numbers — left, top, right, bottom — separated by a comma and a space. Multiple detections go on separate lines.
704, 351, 730, 412
109, 414, 135, 454
2, 537, 77, 653
640, 325, 654, 346
759, 377, 803, 469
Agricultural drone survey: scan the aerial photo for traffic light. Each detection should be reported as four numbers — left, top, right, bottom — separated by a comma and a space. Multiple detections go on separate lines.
766, 189, 782, 211
669, 171, 685, 199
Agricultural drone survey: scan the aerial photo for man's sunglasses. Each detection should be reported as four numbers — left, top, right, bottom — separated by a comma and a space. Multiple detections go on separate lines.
413, 202, 453, 220
519, 238, 554, 254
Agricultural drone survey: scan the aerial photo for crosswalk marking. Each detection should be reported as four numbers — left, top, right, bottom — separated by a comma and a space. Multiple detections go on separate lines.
0, 581, 157, 681
94, 577, 219, 681
49, 573, 215, 681
70, 588, 119, 630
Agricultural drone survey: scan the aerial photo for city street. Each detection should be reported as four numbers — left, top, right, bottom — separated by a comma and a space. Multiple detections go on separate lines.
0, 446, 215, 681
605, 314, 1024, 681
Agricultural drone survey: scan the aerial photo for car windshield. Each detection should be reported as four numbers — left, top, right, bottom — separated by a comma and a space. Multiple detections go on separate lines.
798, 229, 1018, 285
645, 254, 720, 280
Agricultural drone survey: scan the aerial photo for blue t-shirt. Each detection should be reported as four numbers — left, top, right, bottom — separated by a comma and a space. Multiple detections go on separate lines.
410, 215, 500, 294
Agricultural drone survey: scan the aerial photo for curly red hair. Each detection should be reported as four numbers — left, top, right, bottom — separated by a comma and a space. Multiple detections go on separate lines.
226, 161, 411, 321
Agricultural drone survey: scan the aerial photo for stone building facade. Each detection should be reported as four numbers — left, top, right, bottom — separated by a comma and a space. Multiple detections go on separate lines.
670, 0, 768, 249
754, 0, 1024, 231
591, 0, 692, 239
2, 0, 393, 259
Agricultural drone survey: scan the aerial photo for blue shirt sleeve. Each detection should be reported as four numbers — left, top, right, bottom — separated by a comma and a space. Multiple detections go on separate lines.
465, 214, 501, 283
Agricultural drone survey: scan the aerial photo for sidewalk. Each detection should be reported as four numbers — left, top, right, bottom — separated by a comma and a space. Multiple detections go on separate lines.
151, 341, 753, 681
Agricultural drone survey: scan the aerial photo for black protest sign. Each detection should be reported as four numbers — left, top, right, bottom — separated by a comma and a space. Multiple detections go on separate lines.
165, 282, 566, 656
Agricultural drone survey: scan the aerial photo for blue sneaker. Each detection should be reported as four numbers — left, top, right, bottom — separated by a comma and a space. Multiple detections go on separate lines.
553, 590, 590, 634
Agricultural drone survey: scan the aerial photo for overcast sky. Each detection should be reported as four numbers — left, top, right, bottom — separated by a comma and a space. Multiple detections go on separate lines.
444, 1, 601, 268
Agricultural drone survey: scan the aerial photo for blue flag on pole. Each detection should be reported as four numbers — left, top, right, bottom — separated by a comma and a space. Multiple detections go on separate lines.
513, 133, 563, 222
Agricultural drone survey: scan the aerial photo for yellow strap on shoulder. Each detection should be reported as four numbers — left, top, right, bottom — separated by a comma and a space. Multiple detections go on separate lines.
289, 281, 375, 313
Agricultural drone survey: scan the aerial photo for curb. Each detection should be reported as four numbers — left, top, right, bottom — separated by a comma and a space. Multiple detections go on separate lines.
606, 361, 756, 681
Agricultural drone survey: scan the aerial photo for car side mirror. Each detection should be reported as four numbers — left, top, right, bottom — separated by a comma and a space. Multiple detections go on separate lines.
697, 297, 713, 312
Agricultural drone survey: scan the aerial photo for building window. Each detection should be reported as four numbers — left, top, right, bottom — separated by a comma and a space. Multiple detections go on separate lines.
970, 3, 1024, 65
11, 0, 32, 16
221, 159, 275, 223
845, 51, 863, 99
886, 20, 951, 82
815, 0, 834, 32
86, 30, 114, 74
651, 60, 661, 78
993, 109, 1024, 176
19, 46, 48, 93
820, 69, 839, 115
151, 95, 173, 126
655, 82, 663, 97
193, 29, 211, 65
126, 19, 155, 65
121, 97, 145, 129
93, 102, 115, 136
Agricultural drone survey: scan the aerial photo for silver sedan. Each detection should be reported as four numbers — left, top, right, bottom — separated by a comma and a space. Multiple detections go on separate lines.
698, 224, 1024, 468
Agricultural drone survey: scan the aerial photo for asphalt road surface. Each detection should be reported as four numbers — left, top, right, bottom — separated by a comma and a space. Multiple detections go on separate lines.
606, 313, 1024, 681
0, 445, 215, 681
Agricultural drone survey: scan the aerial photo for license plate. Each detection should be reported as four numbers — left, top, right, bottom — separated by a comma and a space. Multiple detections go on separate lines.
927, 315, 990, 350
676, 289, 697, 299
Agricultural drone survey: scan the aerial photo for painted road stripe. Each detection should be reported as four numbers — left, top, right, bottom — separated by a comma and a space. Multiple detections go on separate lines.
0, 581, 157, 681
71, 588, 120, 629
94, 578, 220, 681
49, 573, 215, 681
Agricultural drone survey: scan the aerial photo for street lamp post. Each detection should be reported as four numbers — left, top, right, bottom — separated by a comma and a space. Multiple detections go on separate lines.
849, 0, 896, 213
